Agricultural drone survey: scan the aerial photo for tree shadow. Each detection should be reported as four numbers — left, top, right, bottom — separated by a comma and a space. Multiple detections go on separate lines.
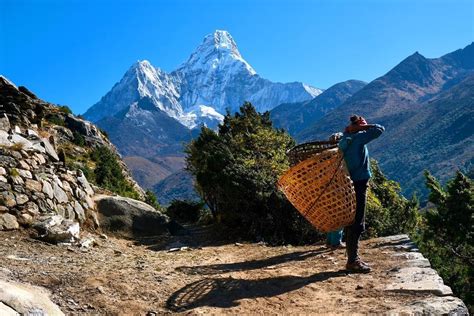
176, 247, 331, 275
166, 270, 347, 312
370, 238, 416, 250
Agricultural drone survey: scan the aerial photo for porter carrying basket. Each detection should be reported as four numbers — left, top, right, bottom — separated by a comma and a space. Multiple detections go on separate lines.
277, 141, 356, 233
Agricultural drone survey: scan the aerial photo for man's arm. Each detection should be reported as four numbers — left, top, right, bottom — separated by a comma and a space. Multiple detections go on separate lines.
356, 124, 385, 144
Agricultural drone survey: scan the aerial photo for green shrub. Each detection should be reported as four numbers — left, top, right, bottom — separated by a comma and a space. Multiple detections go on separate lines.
145, 190, 162, 210
415, 171, 473, 312
365, 160, 421, 238
72, 131, 86, 147
186, 102, 321, 244
90, 146, 140, 199
166, 199, 205, 223
46, 114, 65, 126
58, 105, 72, 114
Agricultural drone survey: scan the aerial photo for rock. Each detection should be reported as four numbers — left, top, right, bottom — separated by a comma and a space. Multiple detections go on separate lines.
40, 138, 59, 162
0, 213, 19, 230
34, 153, 46, 164
10, 175, 24, 185
13, 125, 21, 134
52, 181, 68, 203
31, 142, 47, 154
62, 180, 73, 194
0, 130, 12, 146
77, 171, 94, 196
18, 160, 30, 170
19, 213, 33, 226
0, 279, 64, 315
385, 266, 453, 296
22, 202, 39, 215
389, 296, 468, 315
26, 129, 39, 140
0, 175, 7, 183
1, 191, 16, 208
0, 113, 10, 131
73, 201, 85, 222
17, 168, 32, 179
0, 302, 17, 316
42, 180, 54, 199
25, 179, 42, 192
14, 193, 29, 205
0, 167, 6, 175
94, 195, 172, 238
79, 236, 96, 249
0, 206, 8, 212
9, 134, 33, 149
33, 215, 80, 243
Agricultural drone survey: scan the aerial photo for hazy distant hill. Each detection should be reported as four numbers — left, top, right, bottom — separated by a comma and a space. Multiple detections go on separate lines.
270, 80, 366, 135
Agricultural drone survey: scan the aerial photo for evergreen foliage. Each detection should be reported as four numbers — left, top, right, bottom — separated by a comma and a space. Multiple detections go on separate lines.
186, 102, 322, 244
415, 171, 473, 312
365, 160, 421, 237
90, 146, 140, 199
166, 200, 205, 223
145, 190, 162, 210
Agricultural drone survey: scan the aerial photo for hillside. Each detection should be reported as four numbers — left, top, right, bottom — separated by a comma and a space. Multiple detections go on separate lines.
270, 80, 366, 135
297, 43, 474, 197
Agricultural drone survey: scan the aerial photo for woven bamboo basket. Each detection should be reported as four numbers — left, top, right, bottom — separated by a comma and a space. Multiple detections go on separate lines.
278, 141, 356, 233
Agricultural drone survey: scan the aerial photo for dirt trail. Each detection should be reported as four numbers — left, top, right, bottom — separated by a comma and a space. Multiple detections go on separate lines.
0, 228, 435, 314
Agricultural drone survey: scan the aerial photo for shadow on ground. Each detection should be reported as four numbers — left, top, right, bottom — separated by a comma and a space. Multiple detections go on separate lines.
176, 247, 331, 275
166, 270, 347, 312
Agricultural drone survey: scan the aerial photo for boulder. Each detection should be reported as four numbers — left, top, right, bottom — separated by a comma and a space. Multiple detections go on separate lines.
0, 280, 64, 315
94, 195, 171, 238
0, 113, 10, 131
0, 130, 11, 146
389, 296, 468, 315
40, 138, 59, 162
33, 214, 80, 244
0, 213, 19, 230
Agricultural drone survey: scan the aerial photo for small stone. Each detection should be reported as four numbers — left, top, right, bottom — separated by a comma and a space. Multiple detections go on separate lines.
11, 175, 24, 185
53, 181, 68, 203
25, 179, 42, 192
15, 193, 29, 205
35, 153, 46, 164
1, 191, 16, 208
13, 125, 21, 134
0, 167, 6, 176
73, 201, 85, 222
0, 213, 19, 230
23, 202, 39, 215
100, 233, 108, 240
17, 169, 32, 179
41, 138, 59, 162
0, 206, 8, 212
0, 176, 7, 183
62, 181, 73, 194
19, 213, 33, 226
27, 129, 40, 139
18, 160, 30, 170
42, 180, 54, 199
77, 172, 94, 196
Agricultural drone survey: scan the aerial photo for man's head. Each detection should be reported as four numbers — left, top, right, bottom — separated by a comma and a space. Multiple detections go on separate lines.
350, 115, 368, 126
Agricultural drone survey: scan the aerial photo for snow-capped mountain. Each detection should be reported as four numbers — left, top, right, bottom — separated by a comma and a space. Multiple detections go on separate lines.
84, 30, 321, 128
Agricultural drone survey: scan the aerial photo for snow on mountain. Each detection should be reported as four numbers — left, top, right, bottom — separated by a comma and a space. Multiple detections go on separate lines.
84, 30, 322, 129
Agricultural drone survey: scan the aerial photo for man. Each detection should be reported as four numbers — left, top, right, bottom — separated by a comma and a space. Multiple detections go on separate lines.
338, 115, 385, 273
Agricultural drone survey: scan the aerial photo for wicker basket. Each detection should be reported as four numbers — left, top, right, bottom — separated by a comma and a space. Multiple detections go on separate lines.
278, 143, 356, 233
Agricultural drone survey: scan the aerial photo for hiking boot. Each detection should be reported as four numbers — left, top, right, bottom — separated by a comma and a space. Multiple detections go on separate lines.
346, 260, 371, 273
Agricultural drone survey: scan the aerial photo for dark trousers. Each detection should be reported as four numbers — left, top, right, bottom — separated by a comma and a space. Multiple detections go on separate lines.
346, 179, 369, 263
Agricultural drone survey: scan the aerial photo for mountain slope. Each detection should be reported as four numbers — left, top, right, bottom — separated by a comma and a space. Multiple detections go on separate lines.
296, 42, 474, 197
270, 80, 366, 136
83, 30, 323, 202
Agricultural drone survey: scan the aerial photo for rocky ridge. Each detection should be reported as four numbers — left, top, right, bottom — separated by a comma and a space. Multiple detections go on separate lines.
0, 75, 153, 241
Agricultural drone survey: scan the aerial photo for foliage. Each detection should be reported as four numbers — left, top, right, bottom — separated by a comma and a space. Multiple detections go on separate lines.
415, 171, 473, 312
166, 199, 205, 223
9, 142, 25, 151
45, 114, 65, 126
57, 105, 72, 114
365, 160, 421, 238
90, 146, 140, 199
145, 190, 162, 210
72, 131, 86, 147
9, 168, 19, 177
186, 102, 321, 244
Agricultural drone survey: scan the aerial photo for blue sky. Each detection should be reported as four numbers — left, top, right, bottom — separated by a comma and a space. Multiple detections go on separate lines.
1, 0, 473, 114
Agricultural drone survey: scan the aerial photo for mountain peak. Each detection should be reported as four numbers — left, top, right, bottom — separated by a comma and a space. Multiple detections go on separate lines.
177, 30, 256, 75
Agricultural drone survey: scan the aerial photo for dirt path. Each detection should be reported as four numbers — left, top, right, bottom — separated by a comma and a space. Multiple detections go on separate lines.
0, 229, 439, 314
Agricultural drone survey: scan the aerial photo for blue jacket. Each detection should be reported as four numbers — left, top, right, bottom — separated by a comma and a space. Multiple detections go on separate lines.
338, 124, 385, 181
